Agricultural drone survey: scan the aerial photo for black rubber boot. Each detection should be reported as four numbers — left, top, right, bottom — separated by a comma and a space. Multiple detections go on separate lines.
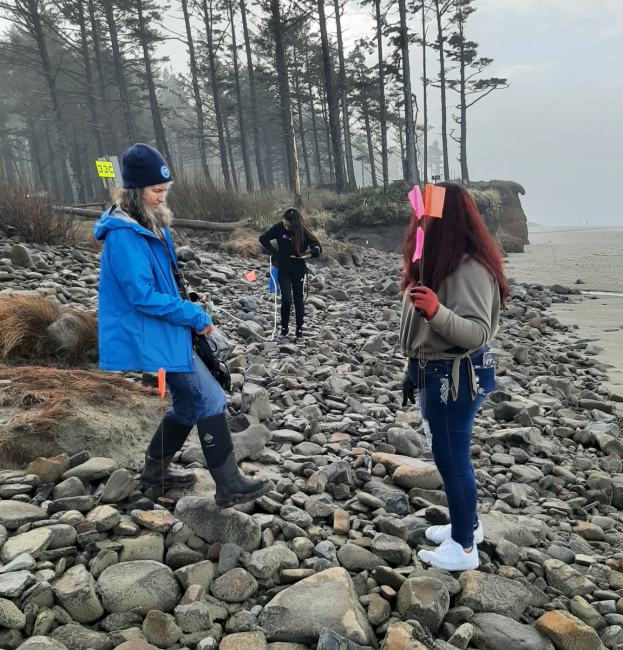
197, 413, 272, 508
141, 415, 197, 494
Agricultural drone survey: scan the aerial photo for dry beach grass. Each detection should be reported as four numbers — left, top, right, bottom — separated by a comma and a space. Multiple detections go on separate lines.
0, 292, 98, 361
0, 364, 157, 464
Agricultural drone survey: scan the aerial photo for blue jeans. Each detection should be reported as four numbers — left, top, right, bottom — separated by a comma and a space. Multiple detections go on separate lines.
408, 349, 495, 548
166, 354, 227, 426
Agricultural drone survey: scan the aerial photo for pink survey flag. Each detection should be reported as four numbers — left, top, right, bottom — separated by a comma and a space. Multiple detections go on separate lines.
408, 185, 425, 219
412, 228, 424, 262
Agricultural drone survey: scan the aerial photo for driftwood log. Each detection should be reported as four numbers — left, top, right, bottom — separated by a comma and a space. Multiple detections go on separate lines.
55, 206, 250, 231
172, 218, 251, 231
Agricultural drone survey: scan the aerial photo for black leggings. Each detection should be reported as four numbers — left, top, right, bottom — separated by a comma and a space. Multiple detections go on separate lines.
278, 266, 306, 333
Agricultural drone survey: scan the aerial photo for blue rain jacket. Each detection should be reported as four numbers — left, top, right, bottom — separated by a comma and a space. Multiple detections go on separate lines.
94, 206, 211, 372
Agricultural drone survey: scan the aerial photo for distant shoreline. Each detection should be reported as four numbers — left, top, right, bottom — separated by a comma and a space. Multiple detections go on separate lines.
528, 225, 623, 234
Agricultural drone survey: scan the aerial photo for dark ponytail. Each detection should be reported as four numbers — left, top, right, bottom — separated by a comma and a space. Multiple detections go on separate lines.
283, 208, 320, 256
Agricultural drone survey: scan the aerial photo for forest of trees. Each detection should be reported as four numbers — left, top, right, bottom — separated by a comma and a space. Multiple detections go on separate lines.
0, 0, 509, 204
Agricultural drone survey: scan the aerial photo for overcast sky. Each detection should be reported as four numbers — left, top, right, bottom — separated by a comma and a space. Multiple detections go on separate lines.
2, 0, 622, 226
157, 0, 622, 227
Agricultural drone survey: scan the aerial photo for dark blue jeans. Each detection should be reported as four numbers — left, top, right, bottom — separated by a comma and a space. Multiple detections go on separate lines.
166, 354, 227, 426
408, 349, 495, 548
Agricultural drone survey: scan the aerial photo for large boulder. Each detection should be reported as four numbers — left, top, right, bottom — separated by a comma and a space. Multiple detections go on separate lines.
44, 312, 97, 359
0, 502, 46, 530
381, 622, 430, 650
336, 544, 388, 572
26, 455, 70, 484
53, 565, 104, 623
370, 453, 442, 490
19, 638, 69, 650
471, 613, 555, 650
51, 625, 112, 650
479, 511, 549, 547
241, 384, 272, 421
0, 598, 26, 630
542, 559, 597, 598
11, 244, 34, 269
258, 567, 375, 646
457, 571, 533, 620
397, 577, 449, 634
1, 528, 52, 563
535, 610, 603, 650
175, 497, 261, 552
232, 424, 272, 462
98, 560, 181, 616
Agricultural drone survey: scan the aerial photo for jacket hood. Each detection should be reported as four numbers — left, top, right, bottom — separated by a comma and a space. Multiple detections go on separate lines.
93, 205, 156, 241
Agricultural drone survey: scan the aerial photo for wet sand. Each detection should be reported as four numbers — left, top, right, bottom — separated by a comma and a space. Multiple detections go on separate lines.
505, 226, 623, 395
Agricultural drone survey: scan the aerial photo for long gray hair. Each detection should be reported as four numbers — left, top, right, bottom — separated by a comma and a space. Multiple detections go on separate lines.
112, 186, 172, 232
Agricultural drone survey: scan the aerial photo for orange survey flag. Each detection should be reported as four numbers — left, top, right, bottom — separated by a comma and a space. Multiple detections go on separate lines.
245, 270, 257, 282
424, 184, 446, 218
157, 368, 166, 399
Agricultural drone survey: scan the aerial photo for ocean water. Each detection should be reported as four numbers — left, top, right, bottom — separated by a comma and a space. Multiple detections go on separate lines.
505, 226, 623, 293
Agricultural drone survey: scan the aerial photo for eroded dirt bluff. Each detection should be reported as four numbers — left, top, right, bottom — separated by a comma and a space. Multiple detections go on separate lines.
340, 180, 529, 255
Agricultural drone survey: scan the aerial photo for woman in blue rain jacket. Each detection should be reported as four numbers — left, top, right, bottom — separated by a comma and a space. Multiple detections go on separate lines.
94, 143, 270, 508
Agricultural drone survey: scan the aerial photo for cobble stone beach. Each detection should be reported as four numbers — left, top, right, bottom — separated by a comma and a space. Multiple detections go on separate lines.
1, 222, 623, 650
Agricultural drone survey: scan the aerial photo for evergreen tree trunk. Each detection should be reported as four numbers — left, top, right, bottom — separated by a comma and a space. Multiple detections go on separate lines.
317, 0, 345, 192
24, 0, 79, 202
227, 0, 253, 191
239, 0, 267, 190
26, 117, 45, 185
135, 0, 174, 170
43, 122, 61, 196
263, 129, 274, 189
457, 15, 469, 183
181, 0, 213, 182
76, 0, 105, 157
289, 93, 301, 202
176, 137, 184, 174
319, 88, 335, 185
293, 55, 311, 188
333, 0, 356, 190
398, 121, 405, 178
360, 83, 378, 187
0, 119, 15, 178
374, 0, 389, 192
280, 138, 288, 187
305, 46, 324, 185
399, 0, 418, 184
269, 0, 296, 192
421, 0, 428, 182
71, 124, 86, 202
88, 0, 119, 157
81, 130, 95, 198
202, 0, 231, 187
434, 0, 450, 181
222, 110, 239, 193
103, 0, 136, 146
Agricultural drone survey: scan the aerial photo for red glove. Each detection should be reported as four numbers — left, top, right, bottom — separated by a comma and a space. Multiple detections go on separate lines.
410, 286, 440, 320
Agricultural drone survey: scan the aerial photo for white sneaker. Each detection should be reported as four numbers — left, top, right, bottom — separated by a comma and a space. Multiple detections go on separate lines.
425, 521, 484, 545
418, 538, 480, 571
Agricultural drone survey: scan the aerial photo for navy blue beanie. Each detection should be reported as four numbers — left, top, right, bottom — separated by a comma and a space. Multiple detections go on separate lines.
121, 144, 172, 188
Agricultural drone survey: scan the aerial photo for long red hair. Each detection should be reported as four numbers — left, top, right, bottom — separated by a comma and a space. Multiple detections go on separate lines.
401, 182, 509, 308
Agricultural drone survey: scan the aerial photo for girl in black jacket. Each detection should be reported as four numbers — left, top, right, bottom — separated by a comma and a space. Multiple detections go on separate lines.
259, 208, 322, 344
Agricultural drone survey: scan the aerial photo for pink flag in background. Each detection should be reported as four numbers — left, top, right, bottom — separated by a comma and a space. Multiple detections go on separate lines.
412, 228, 424, 262
408, 186, 425, 219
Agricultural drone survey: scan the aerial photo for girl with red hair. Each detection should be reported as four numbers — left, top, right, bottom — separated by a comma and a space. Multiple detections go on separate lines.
400, 182, 508, 571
